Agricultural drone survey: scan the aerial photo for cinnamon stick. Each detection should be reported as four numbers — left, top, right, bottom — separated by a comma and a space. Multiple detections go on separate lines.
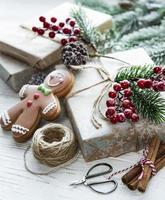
122, 142, 165, 185
138, 135, 160, 192
127, 153, 165, 190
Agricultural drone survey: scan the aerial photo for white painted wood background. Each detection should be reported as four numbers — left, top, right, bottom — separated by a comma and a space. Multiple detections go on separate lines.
0, 0, 165, 199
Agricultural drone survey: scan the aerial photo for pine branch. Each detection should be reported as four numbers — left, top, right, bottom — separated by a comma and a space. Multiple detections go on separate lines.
75, 0, 127, 16
150, 45, 165, 65
71, 7, 114, 54
115, 65, 165, 124
132, 86, 165, 124
113, 23, 165, 51
113, 11, 139, 38
115, 65, 154, 82
71, 7, 99, 49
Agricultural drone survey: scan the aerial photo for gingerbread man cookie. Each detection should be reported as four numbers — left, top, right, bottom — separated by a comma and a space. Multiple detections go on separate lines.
0, 69, 74, 142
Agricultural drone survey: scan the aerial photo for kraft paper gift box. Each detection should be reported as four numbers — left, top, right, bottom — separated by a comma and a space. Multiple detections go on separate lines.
66, 48, 165, 162
0, 2, 112, 70
0, 54, 32, 92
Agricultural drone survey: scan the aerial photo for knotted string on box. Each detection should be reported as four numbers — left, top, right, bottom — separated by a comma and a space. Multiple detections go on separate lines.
66, 56, 132, 129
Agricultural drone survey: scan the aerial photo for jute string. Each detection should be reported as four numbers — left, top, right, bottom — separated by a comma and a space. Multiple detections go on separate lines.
66, 57, 132, 129
24, 123, 78, 175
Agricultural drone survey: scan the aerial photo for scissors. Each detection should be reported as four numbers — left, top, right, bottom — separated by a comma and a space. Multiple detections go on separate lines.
70, 163, 118, 195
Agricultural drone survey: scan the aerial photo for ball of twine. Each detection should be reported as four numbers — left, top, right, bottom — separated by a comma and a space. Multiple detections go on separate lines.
31, 123, 78, 167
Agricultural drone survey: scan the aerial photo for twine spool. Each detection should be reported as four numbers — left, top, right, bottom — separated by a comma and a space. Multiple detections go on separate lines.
31, 123, 78, 167
24, 123, 78, 175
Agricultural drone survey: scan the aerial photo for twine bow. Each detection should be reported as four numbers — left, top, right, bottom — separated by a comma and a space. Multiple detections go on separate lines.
138, 147, 157, 180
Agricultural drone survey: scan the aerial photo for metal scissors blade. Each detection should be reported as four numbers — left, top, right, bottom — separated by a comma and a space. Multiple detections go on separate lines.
70, 177, 86, 186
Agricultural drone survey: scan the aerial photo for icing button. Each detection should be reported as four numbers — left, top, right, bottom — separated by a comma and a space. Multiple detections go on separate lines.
27, 100, 33, 107
34, 93, 40, 100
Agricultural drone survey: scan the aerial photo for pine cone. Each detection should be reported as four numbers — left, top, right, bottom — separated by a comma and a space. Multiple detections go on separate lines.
62, 41, 88, 66
29, 71, 47, 85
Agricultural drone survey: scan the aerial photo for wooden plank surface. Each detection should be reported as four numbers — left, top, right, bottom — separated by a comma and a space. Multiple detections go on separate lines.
0, 1, 165, 200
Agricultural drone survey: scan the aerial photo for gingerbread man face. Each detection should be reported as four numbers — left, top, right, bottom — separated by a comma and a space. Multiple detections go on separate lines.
0, 69, 74, 142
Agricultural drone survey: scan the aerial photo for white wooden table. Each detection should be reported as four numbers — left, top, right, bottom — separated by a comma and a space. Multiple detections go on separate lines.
0, 1, 165, 199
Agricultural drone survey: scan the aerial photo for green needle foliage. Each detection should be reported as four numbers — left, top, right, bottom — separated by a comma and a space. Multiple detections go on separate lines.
71, 8, 114, 53
132, 86, 165, 124
74, 0, 165, 64
71, 7, 98, 48
115, 65, 154, 82
115, 65, 165, 124
75, 0, 127, 15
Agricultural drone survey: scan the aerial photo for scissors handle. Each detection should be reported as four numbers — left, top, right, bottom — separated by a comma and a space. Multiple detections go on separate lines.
86, 180, 118, 195
86, 163, 113, 179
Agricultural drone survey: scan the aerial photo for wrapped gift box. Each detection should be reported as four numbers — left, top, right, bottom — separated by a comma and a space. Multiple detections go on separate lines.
0, 54, 32, 92
0, 3, 112, 69
66, 48, 165, 162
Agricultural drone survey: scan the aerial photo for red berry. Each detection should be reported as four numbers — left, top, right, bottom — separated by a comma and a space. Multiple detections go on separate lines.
157, 81, 165, 91
107, 107, 115, 116
124, 109, 133, 119
59, 22, 65, 27
162, 68, 165, 75
152, 81, 159, 91
113, 83, 121, 91
51, 17, 57, 23
120, 80, 130, 89
69, 20, 75, 27
124, 89, 132, 97
69, 37, 77, 42
144, 79, 152, 88
110, 115, 117, 124
39, 16, 46, 22
43, 22, 50, 28
61, 38, 68, 45
116, 113, 126, 122
32, 26, 38, 32
74, 29, 80, 35
52, 25, 59, 31
49, 32, 55, 38
137, 79, 145, 89
122, 100, 131, 108
153, 66, 162, 74
105, 110, 110, 118
63, 28, 71, 34
66, 17, 71, 23
108, 91, 116, 98
131, 113, 139, 122
130, 106, 136, 113
106, 99, 115, 107
37, 29, 44, 35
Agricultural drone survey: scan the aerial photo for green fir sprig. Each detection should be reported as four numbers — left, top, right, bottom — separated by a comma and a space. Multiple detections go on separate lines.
75, 0, 127, 16
132, 86, 165, 124
115, 65, 165, 124
115, 65, 154, 82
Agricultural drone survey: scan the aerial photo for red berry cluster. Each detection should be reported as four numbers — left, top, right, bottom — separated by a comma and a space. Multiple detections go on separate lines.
106, 80, 139, 124
137, 66, 165, 91
32, 16, 81, 45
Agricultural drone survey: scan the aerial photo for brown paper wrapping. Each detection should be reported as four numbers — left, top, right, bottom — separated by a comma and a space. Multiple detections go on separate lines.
0, 3, 112, 69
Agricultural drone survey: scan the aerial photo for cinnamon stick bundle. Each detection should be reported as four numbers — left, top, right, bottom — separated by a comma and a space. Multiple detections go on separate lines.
122, 142, 165, 185
138, 135, 160, 192
122, 136, 165, 192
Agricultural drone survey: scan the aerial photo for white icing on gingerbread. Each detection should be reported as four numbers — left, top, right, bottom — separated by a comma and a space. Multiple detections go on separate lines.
11, 124, 29, 135
42, 101, 57, 114
19, 84, 29, 98
47, 73, 65, 87
1, 111, 11, 126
